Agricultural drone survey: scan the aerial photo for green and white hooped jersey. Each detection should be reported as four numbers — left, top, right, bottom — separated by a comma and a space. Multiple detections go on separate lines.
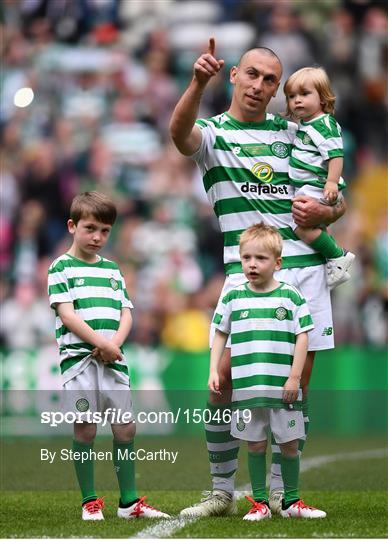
289, 113, 346, 190
48, 254, 132, 381
214, 281, 314, 410
193, 112, 325, 275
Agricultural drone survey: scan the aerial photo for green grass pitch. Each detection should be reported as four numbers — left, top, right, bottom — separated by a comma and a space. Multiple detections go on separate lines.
1, 435, 387, 538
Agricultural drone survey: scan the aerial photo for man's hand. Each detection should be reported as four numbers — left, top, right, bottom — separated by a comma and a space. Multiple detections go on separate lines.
193, 38, 224, 86
283, 376, 300, 404
292, 195, 346, 227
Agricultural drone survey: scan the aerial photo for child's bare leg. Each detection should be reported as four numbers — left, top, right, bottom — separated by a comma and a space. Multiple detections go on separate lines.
74, 421, 97, 443
279, 439, 298, 457
294, 226, 322, 245
296, 226, 345, 260
248, 440, 267, 453
111, 422, 136, 442
111, 422, 138, 504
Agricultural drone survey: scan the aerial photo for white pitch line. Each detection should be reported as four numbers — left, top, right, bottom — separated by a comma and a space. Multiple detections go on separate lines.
133, 447, 387, 539
300, 447, 388, 471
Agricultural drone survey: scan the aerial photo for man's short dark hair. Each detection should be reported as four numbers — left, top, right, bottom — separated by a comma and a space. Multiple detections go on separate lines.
70, 191, 117, 225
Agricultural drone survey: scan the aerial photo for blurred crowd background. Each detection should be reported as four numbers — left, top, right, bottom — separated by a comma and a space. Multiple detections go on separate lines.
1, 0, 387, 356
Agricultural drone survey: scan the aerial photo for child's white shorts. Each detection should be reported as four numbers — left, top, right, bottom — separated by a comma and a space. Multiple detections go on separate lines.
231, 407, 305, 444
63, 358, 134, 424
210, 266, 334, 351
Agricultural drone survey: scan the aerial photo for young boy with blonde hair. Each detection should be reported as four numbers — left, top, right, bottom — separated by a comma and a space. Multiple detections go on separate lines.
284, 66, 355, 288
209, 222, 326, 520
48, 191, 169, 521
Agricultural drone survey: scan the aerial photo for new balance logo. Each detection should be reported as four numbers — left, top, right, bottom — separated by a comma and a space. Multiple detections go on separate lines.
239, 311, 249, 319
74, 278, 85, 286
288, 420, 296, 428
322, 327, 333, 336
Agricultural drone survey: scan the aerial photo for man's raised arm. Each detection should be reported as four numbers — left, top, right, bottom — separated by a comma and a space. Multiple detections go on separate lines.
169, 38, 224, 156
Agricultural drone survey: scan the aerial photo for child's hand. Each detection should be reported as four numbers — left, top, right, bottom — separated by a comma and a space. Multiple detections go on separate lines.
98, 340, 123, 364
91, 347, 112, 364
283, 376, 300, 404
91, 347, 101, 360
208, 372, 221, 394
323, 181, 339, 204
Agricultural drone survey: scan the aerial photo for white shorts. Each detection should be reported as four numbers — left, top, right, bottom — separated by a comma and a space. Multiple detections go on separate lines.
291, 184, 335, 231
294, 185, 325, 199
210, 266, 334, 351
63, 358, 134, 424
231, 407, 305, 444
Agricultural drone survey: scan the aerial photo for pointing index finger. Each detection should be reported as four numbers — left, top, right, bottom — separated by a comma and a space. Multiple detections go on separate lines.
208, 37, 215, 57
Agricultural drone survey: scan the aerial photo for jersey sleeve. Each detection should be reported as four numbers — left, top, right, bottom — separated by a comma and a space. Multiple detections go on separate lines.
119, 270, 133, 309
293, 294, 314, 335
47, 262, 72, 309
212, 293, 232, 334
314, 116, 344, 160
190, 117, 217, 170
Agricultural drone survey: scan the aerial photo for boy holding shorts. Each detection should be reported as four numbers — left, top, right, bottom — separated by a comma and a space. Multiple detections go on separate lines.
48, 191, 169, 521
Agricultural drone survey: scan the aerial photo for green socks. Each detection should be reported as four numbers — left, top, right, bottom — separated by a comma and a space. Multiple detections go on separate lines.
73, 439, 138, 505
310, 231, 344, 259
72, 440, 97, 504
248, 451, 267, 502
113, 440, 138, 504
280, 454, 300, 506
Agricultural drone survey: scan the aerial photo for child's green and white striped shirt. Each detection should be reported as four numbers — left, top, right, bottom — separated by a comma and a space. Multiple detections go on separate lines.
214, 281, 314, 410
48, 253, 132, 382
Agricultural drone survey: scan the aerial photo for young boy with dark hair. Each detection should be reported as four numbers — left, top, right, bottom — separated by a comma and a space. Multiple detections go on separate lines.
48, 191, 170, 521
